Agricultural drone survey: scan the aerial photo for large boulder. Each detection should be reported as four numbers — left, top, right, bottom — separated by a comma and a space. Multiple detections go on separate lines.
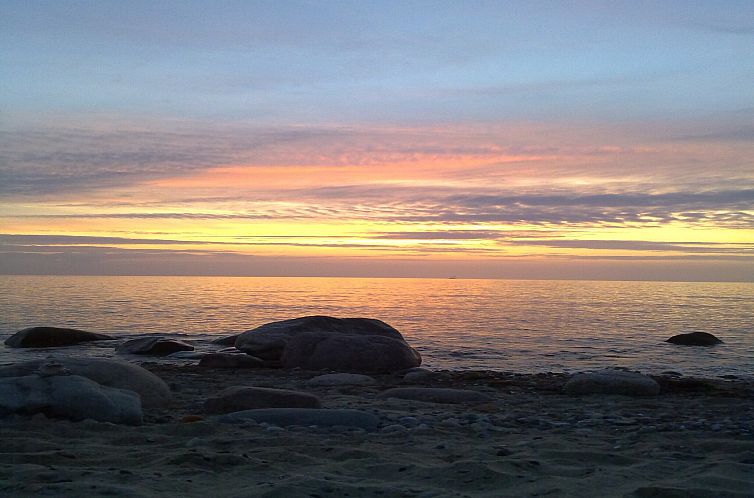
116, 337, 194, 356
282, 332, 421, 374
565, 370, 660, 396
0, 358, 171, 408
666, 332, 723, 346
234, 316, 406, 361
378, 387, 493, 404
4, 326, 113, 348
0, 374, 142, 425
204, 386, 321, 414
219, 408, 380, 431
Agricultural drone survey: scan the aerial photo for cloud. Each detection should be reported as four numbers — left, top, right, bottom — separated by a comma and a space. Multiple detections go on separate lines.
506, 239, 754, 255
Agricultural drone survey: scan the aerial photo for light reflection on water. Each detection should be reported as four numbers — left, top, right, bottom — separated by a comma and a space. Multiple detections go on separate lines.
0, 276, 752, 377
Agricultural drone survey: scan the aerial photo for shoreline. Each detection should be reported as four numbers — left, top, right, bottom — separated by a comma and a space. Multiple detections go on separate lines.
2, 363, 753, 497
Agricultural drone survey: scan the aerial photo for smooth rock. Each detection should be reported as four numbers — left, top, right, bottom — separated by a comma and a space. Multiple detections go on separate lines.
306, 373, 377, 386
235, 315, 407, 361
666, 332, 723, 346
565, 370, 660, 396
282, 332, 421, 374
116, 337, 194, 356
211, 334, 240, 346
403, 368, 435, 381
4, 326, 113, 348
168, 351, 208, 359
0, 358, 171, 408
204, 386, 321, 414
219, 408, 380, 431
198, 353, 265, 369
378, 387, 493, 404
0, 374, 142, 425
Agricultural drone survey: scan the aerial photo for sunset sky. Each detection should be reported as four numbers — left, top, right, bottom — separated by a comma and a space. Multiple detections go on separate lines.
1, 1, 752, 280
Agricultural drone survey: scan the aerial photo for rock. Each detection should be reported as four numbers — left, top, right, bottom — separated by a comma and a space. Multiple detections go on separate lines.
403, 368, 435, 382
378, 387, 493, 404
234, 315, 407, 361
282, 333, 421, 374
0, 374, 142, 425
168, 351, 208, 359
116, 337, 194, 356
219, 408, 380, 431
564, 370, 660, 396
4, 326, 113, 348
204, 386, 321, 414
0, 358, 171, 408
198, 353, 265, 369
212, 334, 240, 346
666, 332, 723, 346
306, 373, 377, 386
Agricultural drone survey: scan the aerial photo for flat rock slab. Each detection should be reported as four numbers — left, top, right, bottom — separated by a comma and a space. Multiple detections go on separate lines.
0, 374, 142, 425
204, 386, 321, 414
4, 326, 113, 348
117, 337, 194, 356
378, 387, 493, 404
0, 358, 171, 408
198, 353, 265, 369
219, 408, 380, 431
666, 332, 723, 346
565, 370, 660, 396
306, 373, 377, 386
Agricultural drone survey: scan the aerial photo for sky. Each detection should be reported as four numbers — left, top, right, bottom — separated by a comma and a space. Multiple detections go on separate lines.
1, 0, 753, 281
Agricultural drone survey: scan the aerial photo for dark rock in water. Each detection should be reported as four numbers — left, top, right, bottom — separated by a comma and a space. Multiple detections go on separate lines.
219, 408, 380, 431
117, 337, 194, 356
167, 351, 208, 360
234, 315, 406, 361
211, 334, 240, 346
666, 332, 723, 346
198, 353, 265, 369
204, 386, 321, 414
0, 374, 142, 425
378, 387, 493, 404
0, 358, 171, 408
4, 326, 113, 348
564, 370, 660, 396
282, 332, 421, 374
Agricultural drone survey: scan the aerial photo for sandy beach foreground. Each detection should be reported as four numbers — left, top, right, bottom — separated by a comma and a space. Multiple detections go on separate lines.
1, 365, 753, 498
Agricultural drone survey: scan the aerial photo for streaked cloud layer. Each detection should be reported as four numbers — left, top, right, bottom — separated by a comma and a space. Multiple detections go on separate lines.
1, 1, 752, 280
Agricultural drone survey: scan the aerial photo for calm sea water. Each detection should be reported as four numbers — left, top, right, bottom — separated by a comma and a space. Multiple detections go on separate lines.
0, 276, 752, 378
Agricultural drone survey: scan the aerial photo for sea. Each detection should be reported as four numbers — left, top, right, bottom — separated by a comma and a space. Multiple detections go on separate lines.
1, 275, 752, 379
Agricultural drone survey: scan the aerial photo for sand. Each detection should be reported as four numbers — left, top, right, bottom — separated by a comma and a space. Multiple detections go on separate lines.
1, 365, 753, 497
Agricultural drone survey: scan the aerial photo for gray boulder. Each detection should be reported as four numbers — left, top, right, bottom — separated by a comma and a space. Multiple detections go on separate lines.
117, 337, 194, 356
204, 386, 321, 414
666, 332, 723, 346
565, 370, 660, 396
234, 316, 406, 361
0, 358, 171, 408
4, 326, 113, 348
282, 332, 421, 374
198, 353, 265, 369
0, 374, 142, 425
219, 408, 380, 431
306, 373, 377, 386
378, 387, 493, 404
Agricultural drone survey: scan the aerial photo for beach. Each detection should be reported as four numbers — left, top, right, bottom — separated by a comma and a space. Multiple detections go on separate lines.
2, 364, 753, 498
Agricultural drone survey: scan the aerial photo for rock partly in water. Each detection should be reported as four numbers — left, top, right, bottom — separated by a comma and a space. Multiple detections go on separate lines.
282, 332, 421, 374
198, 353, 265, 369
565, 370, 660, 396
402, 368, 436, 382
204, 386, 322, 414
306, 373, 377, 386
4, 326, 113, 348
219, 408, 380, 431
211, 334, 240, 346
116, 337, 194, 356
234, 316, 407, 361
666, 332, 723, 346
378, 387, 493, 404
0, 358, 171, 408
0, 374, 142, 425
168, 351, 208, 360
